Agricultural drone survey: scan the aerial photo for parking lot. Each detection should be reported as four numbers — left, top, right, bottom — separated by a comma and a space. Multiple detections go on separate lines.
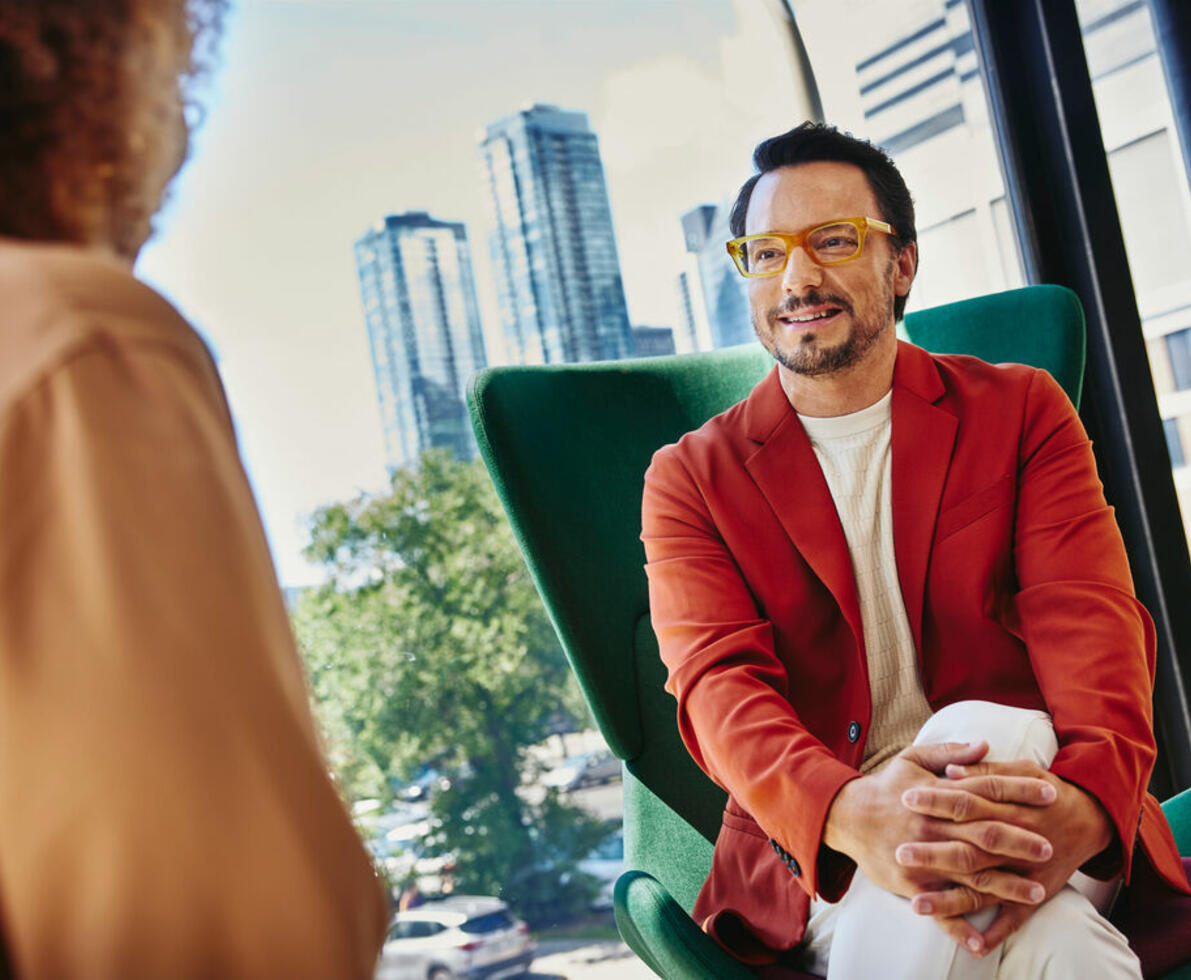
373, 732, 647, 978
530, 938, 653, 979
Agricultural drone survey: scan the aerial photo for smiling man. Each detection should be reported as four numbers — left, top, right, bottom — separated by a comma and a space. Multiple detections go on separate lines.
641, 123, 1190, 978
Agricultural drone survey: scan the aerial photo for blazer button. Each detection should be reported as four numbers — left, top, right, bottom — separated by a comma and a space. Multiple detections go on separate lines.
768, 839, 801, 877
848, 721, 861, 743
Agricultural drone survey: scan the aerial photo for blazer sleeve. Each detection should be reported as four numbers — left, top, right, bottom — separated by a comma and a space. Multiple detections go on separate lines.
642, 445, 860, 900
0, 337, 388, 978
1012, 368, 1158, 881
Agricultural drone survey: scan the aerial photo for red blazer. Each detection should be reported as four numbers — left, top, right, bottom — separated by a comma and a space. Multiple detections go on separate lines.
642, 341, 1190, 964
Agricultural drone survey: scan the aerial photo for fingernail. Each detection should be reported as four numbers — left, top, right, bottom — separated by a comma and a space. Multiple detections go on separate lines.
895, 845, 913, 865
967, 937, 983, 953
946, 764, 966, 777
1040, 784, 1057, 802
1039, 842, 1053, 860
913, 897, 933, 914
902, 789, 920, 806
1029, 884, 1045, 903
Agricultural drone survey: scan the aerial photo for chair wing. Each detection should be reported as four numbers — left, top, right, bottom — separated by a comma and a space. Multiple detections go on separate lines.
903, 283, 1085, 406
468, 346, 773, 849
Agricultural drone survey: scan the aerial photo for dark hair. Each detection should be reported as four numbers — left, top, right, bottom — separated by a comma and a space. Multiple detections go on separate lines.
0, 0, 225, 258
730, 122, 918, 320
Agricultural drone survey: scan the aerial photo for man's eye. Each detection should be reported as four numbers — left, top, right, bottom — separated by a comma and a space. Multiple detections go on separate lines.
754, 248, 783, 262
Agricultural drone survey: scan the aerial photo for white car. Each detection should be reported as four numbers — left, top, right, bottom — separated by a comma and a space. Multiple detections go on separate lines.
375, 895, 535, 980
540, 750, 621, 792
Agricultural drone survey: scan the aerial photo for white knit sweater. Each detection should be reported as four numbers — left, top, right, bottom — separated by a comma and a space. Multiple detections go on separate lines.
799, 391, 933, 773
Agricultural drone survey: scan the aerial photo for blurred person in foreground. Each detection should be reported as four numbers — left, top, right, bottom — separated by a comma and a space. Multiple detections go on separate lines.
0, 2, 387, 976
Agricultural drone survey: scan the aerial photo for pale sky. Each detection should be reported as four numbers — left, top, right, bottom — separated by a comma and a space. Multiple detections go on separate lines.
137, 0, 814, 585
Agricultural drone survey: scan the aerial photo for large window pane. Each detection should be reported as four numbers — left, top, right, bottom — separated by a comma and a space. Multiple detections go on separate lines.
139, 0, 812, 586
1076, 0, 1191, 545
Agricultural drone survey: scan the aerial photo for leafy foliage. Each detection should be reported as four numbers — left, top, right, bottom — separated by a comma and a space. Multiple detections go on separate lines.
292, 451, 603, 921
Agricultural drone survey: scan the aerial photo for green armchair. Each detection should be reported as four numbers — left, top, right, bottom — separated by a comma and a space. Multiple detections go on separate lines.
468, 284, 1191, 979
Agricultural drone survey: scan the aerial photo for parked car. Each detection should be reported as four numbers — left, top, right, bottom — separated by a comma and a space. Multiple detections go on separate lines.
540, 749, 621, 792
577, 826, 624, 911
375, 895, 535, 980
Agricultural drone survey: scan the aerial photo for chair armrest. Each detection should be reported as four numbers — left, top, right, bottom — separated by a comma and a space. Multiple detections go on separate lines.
1162, 788, 1191, 856
613, 870, 764, 979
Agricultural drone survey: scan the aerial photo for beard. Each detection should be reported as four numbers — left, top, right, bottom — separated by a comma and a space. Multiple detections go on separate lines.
754, 265, 896, 377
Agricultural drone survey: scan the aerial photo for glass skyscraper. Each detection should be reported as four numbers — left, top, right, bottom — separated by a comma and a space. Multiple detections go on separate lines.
480, 103, 634, 364
681, 202, 752, 349
354, 212, 488, 473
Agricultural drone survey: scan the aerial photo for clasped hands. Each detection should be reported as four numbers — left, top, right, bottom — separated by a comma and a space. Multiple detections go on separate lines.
823, 741, 1113, 958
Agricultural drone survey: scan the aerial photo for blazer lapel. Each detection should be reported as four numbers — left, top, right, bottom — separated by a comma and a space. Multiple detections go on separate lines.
743, 370, 864, 650
890, 342, 958, 655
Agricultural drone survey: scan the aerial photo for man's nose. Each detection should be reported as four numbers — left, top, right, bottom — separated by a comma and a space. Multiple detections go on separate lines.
781, 245, 823, 292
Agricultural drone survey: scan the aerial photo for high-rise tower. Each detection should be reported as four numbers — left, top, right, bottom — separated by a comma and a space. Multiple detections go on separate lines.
681, 202, 752, 349
480, 103, 633, 364
354, 212, 488, 473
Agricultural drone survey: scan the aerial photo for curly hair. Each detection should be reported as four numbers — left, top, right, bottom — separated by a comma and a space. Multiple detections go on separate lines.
0, 0, 225, 258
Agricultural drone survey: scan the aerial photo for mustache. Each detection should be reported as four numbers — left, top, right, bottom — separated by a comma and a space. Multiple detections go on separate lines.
771, 291, 853, 318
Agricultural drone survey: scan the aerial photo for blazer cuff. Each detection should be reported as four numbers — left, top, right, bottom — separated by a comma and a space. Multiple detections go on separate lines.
763, 760, 860, 899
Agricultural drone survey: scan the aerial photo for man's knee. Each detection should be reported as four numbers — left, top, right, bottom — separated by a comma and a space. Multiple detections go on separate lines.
914, 700, 1057, 766
999, 886, 1140, 980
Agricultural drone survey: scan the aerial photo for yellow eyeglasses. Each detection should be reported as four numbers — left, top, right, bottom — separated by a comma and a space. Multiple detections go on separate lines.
726, 217, 896, 277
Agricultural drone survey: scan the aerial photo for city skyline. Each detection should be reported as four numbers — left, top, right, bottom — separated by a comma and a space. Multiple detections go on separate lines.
354, 99, 774, 469
136, 0, 785, 586
139, 0, 1191, 588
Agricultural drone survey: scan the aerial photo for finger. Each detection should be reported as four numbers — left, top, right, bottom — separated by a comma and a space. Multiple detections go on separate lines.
929, 913, 989, 958
945, 759, 1045, 780
896, 821, 1053, 865
902, 779, 1055, 819
952, 870, 1045, 907
980, 903, 1037, 953
940, 775, 1055, 806
904, 740, 989, 773
900, 852, 1047, 905
911, 884, 997, 918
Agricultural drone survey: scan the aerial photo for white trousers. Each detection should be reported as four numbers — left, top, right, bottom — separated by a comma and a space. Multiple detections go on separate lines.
799, 701, 1141, 980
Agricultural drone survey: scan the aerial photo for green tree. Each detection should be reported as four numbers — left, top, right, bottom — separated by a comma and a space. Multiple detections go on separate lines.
292, 451, 603, 922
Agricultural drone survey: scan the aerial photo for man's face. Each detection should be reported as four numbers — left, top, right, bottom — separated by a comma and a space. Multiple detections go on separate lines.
744, 161, 915, 379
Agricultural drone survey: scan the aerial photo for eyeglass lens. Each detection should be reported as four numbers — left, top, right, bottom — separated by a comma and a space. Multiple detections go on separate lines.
742, 222, 862, 273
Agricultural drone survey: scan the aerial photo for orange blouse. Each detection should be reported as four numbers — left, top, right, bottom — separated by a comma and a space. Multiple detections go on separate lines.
0, 240, 387, 978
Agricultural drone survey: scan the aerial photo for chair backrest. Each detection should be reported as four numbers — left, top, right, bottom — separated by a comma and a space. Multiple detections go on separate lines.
467, 284, 1086, 910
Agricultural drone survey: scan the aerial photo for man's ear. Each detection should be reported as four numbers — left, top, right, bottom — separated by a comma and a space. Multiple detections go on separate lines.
894, 241, 917, 298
